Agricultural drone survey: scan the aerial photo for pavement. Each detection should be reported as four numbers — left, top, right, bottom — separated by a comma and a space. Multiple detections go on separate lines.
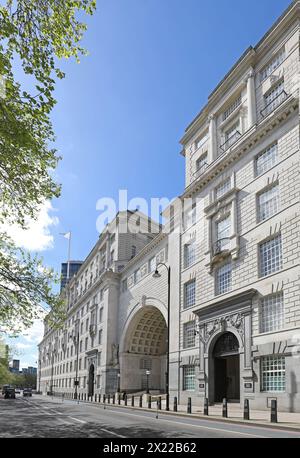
0, 394, 299, 438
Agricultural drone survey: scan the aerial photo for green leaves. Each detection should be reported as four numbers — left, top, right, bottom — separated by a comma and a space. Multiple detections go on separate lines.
0, 0, 95, 335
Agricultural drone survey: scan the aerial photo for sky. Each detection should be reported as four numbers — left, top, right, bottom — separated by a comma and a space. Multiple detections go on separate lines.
4, 0, 292, 369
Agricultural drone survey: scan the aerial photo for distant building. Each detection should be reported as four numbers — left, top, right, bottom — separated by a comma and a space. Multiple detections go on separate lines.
9, 359, 20, 374
22, 367, 37, 375
60, 261, 83, 292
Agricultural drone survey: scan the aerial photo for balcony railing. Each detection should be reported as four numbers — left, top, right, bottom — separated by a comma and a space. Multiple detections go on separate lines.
261, 90, 288, 117
220, 131, 241, 152
194, 162, 208, 178
212, 238, 231, 257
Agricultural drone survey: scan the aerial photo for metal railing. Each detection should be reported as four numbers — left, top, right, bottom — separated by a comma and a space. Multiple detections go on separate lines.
212, 238, 231, 256
220, 131, 241, 152
260, 90, 288, 117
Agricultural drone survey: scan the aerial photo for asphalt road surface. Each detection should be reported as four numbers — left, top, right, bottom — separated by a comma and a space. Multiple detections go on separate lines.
0, 395, 299, 438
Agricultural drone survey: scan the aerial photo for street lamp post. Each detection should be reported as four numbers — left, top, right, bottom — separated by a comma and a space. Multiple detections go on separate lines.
71, 320, 80, 400
153, 263, 171, 411
50, 350, 56, 396
146, 370, 150, 394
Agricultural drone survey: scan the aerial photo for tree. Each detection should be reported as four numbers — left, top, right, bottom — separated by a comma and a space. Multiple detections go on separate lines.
0, 1, 96, 333
0, 336, 13, 385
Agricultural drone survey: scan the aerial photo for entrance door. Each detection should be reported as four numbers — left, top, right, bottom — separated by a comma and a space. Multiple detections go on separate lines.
213, 333, 240, 403
88, 364, 94, 397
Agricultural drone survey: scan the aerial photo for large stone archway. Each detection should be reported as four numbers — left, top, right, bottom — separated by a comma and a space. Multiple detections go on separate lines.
120, 305, 167, 393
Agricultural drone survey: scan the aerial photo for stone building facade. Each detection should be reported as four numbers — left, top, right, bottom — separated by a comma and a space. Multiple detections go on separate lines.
38, 1, 300, 412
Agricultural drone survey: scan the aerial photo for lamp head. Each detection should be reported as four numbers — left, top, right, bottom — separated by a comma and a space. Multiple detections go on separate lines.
152, 269, 161, 279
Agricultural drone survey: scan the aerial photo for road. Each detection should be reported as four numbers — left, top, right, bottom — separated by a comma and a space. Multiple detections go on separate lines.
0, 395, 299, 438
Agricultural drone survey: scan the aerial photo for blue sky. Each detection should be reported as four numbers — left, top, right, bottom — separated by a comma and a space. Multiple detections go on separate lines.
6, 0, 292, 368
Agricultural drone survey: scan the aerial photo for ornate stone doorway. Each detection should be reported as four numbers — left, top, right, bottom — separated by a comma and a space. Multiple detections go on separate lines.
213, 333, 240, 402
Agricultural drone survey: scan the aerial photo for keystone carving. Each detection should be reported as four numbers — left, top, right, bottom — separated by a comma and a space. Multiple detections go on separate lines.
199, 312, 244, 350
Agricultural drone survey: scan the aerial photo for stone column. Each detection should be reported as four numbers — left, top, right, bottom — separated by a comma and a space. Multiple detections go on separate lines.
246, 68, 256, 128
208, 114, 217, 161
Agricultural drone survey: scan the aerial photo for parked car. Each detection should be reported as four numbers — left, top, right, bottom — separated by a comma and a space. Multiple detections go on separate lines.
3, 387, 16, 399
15, 389, 21, 394
2, 384, 11, 395
23, 388, 32, 397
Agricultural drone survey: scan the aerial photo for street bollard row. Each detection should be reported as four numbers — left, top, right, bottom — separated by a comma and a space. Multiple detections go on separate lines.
63, 393, 278, 425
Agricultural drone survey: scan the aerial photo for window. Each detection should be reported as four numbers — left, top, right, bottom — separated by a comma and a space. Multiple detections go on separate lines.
134, 269, 141, 284
99, 307, 103, 323
122, 278, 127, 292
263, 80, 285, 114
131, 245, 136, 259
261, 356, 285, 392
183, 366, 196, 391
196, 154, 208, 175
215, 178, 231, 200
259, 235, 282, 277
255, 144, 278, 176
216, 262, 232, 295
83, 376, 86, 388
100, 288, 104, 301
260, 293, 284, 333
79, 358, 82, 370
184, 203, 196, 230
184, 280, 196, 309
184, 241, 196, 269
84, 357, 87, 369
85, 318, 89, 332
257, 184, 280, 222
195, 132, 209, 150
183, 321, 196, 349
223, 95, 242, 120
140, 358, 152, 370
79, 340, 82, 352
216, 216, 231, 250
260, 48, 285, 82
223, 123, 240, 150
98, 329, 103, 345
98, 352, 102, 365
97, 375, 101, 389
149, 256, 156, 273
85, 337, 88, 351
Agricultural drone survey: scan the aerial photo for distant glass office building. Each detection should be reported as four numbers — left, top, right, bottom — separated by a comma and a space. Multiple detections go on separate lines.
60, 261, 83, 292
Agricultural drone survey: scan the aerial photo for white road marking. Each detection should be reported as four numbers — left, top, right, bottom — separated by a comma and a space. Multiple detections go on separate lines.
99, 428, 126, 438
68, 416, 86, 424
92, 408, 266, 438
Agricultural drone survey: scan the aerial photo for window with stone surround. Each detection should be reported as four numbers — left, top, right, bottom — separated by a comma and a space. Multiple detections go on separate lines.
223, 94, 242, 121
257, 183, 280, 222
149, 256, 156, 273
183, 365, 196, 391
216, 215, 231, 251
260, 292, 284, 333
195, 132, 209, 150
98, 329, 103, 345
196, 153, 208, 175
260, 48, 285, 82
216, 261, 232, 295
259, 234, 282, 277
183, 321, 196, 349
255, 143, 278, 176
184, 241, 196, 269
261, 356, 285, 392
183, 280, 196, 309
215, 178, 231, 200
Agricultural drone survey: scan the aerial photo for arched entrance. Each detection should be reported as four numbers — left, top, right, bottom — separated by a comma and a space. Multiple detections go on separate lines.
120, 305, 167, 393
213, 332, 240, 402
88, 363, 95, 397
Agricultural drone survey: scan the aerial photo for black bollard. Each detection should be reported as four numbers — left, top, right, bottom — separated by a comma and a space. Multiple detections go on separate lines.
124, 394, 127, 406
173, 397, 178, 412
158, 396, 161, 410
103, 394, 106, 404
148, 395, 151, 409
222, 398, 228, 418
271, 399, 277, 423
204, 398, 209, 416
244, 399, 250, 420
112, 394, 115, 404
118, 394, 121, 405
166, 394, 170, 411
84, 393, 86, 401
99, 394, 101, 403
187, 397, 192, 414
131, 396, 134, 407
108, 394, 110, 404
139, 395, 143, 408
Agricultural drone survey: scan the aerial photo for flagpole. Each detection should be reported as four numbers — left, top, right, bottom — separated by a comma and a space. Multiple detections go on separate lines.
67, 231, 71, 281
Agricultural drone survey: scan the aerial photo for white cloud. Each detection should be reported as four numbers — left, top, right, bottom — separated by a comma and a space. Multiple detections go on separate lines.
2, 201, 59, 252
22, 320, 45, 344
15, 342, 32, 350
